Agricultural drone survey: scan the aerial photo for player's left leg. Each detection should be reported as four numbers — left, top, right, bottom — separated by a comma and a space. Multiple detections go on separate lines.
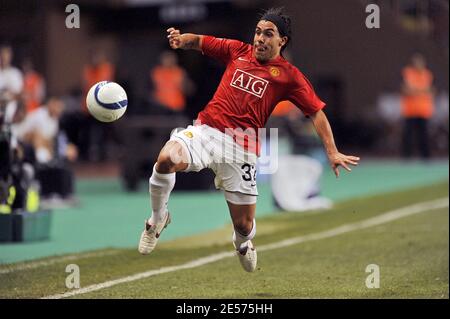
225, 192, 258, 272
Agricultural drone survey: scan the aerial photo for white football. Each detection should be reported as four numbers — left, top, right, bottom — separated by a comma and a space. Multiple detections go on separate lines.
86, 81, 128, 122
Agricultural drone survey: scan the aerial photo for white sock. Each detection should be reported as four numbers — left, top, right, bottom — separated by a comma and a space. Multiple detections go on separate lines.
232, 219, 256, 250
148, 164, 175, 224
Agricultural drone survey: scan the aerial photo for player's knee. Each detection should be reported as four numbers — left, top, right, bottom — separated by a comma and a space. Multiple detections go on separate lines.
156, 153, 177, 173
156, 142, 188, 173
234, 217, 254, 236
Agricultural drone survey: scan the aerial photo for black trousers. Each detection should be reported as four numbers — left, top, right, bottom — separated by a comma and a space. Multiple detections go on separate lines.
60, 112, 108, 162
36, 164, 74, 198
402, 117, 430, 159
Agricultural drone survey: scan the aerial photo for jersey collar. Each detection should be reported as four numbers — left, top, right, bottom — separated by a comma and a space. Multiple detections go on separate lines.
250, 51, 285, 66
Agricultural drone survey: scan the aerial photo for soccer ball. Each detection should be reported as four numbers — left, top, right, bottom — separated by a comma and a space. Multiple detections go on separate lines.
86, 81, 128, 122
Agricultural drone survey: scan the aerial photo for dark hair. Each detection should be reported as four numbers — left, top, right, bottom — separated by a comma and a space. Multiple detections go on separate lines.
259, 7, 292, 54
0, 43, 12, 51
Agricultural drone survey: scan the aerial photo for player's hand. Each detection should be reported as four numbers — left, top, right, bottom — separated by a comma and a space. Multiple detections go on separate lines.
167, 27, 182, 49
327, 152, 360, 178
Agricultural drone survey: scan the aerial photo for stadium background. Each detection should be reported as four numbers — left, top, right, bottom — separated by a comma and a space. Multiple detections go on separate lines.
0, 0, 448, 299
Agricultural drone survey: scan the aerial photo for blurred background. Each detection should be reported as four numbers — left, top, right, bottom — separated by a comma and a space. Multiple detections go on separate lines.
0, 0, 448, 264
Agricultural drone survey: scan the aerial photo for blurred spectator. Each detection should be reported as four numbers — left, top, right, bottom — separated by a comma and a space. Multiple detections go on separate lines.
0, 44, 23, 124
1, 45, 24, 215
149, 50, 194, 114
82, 50, 115, 111
12, 97, 77, 164
12, 96, 78, 207
79, 50, 115, 161
272, 100, 301, 120
400, 53, 435, 159
22, 58, 46, 114
270, 100, 301, 142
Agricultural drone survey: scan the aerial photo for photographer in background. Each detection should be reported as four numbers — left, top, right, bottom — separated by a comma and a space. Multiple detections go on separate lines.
12, 97, 78, 208
12, 97, 77, 164
0, 44, 25, 214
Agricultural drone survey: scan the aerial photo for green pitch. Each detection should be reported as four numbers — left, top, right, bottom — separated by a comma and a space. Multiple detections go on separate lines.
1, 159, 447, 264
0, 181, 448, 298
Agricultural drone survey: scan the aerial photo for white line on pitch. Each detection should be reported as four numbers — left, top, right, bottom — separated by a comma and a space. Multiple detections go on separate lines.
42, 197, 449, 299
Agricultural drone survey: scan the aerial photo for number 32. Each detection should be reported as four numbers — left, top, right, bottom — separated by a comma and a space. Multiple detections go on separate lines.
241, 164, 256, 182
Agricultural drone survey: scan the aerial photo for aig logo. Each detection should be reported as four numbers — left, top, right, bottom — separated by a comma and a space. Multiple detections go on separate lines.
230, 69, 269, 98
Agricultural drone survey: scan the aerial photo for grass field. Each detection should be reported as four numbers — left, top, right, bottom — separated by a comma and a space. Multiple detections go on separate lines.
0, 180, 448, 299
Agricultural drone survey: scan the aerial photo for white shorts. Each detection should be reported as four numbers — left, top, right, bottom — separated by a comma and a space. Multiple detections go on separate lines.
169, 124, 258, 197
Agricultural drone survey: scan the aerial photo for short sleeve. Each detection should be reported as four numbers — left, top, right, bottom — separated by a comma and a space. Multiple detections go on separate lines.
287, 68, 325, 116
201, 36, 249, 64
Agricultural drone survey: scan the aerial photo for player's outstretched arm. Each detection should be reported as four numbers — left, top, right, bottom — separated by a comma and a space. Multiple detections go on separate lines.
309, 109, 360, 178
167, 27, 203, 51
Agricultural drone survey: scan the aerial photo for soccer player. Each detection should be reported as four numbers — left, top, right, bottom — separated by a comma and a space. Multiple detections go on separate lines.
139, 8, 360, 272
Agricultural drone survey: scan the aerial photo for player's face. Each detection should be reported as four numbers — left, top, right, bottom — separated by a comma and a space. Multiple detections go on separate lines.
253, 20, 286, 63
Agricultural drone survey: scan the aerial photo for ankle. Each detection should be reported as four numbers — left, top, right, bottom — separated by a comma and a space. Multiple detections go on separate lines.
149, 209, 168, 224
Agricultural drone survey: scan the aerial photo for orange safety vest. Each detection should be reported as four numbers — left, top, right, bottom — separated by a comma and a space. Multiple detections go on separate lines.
401, 66, 434, 119
23, 71, 44, 113
82, 62, 115, 112
151, 66, 185, 111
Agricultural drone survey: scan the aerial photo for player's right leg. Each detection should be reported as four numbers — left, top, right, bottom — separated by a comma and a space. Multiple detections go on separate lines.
138, 140, 189, 255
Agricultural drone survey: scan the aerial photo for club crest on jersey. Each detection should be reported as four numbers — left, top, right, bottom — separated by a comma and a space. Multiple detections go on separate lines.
230, 69, 269, 98
269, 67, 280, 77
183, 131, 193, 138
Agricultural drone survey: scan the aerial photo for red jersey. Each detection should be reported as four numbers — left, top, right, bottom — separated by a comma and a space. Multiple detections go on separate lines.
197, 36, 325, 155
